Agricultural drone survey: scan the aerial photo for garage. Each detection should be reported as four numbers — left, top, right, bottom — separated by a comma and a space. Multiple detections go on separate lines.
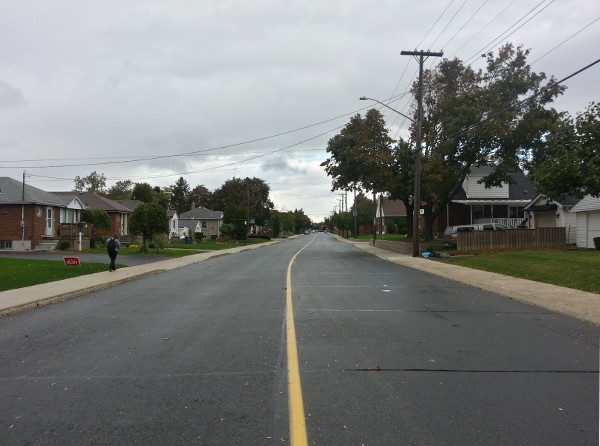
571, 196, 600, 248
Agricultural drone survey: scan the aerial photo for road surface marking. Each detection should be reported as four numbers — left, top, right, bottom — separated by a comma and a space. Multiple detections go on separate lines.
286, 240, 312, 446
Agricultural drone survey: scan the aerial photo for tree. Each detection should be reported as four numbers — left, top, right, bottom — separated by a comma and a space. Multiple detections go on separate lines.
74, 171, 107, 193
321, 109, 395, 193
81, 208, 111, 231
189, 184, 212, 208
105, 180, 133, 200
402, 43, 564, 239
131, 182, 155, 203
210, 177, 273, 226
170, 177, 191, 213
223, 203, 247, 240
530, 102, 600, 199
351, 192, 376, 227
129, 203, 169, 253
291, 209, 312, 233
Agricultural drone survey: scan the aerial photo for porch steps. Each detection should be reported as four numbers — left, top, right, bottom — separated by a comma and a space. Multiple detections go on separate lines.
35, 240, 58, 251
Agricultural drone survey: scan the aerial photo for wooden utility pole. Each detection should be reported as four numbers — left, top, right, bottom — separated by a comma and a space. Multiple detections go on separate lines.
401, 50, 443, 257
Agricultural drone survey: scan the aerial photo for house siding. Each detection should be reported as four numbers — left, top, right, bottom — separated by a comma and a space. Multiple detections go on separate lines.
463, 177, 508, 198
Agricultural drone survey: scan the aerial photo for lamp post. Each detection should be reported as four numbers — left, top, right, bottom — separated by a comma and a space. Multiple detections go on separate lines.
360, 96, 421, 257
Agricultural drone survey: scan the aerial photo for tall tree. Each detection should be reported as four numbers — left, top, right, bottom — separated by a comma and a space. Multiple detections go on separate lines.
530, 102, 600, 199
211, 177, 273, 225
404, 43, 564, 239
105, 180, 133, 200
74, 171, 107, 193
170, 177, 191, 214
321, 109, 395, 193
189, 184, 212, 208
131, 182, 155, 203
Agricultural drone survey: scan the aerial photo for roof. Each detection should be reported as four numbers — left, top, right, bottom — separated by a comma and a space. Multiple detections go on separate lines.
179, 207, 223, 219
571, 196, 600, 213
452, 168, 536, 202
380, 197, 407, 217
54, 191, 132, 213
0, 177, 65, 207
117, 199, 145, 211
524, 194, 580, 211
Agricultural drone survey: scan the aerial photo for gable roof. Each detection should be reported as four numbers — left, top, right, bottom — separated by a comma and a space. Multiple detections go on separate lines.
179, 207, 223, 219
380, 197, 407, 217
571, 196, 600, 213
117, 199, 145, 211
525, 193, 580, 211
0, 177, 65, 207
54, 191, 132, 213
452, 168, 536, 203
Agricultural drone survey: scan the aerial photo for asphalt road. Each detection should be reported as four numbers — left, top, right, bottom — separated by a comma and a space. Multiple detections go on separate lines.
0, 233, 598, 445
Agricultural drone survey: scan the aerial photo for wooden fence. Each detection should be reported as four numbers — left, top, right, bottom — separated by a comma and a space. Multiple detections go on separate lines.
456, 228, 566, 251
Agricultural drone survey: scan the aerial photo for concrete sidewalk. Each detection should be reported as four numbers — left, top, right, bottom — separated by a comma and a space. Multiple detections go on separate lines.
1, 236, 599, 325
339, 237, 600, 326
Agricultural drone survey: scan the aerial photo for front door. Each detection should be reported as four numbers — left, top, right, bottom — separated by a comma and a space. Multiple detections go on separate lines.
45, 207, 54, 236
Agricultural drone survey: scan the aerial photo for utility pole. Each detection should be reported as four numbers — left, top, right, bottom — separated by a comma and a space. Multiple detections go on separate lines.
401, 49, 443, 257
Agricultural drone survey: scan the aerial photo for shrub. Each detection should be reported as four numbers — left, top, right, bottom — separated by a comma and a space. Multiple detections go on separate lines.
386, 221, 396, 234
153, 233, 168, 252
397, 219, 408, 234
59, 241, 71, 251
194, 231, 204, 242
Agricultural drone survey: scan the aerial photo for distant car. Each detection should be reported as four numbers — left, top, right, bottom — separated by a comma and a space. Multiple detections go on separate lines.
304, 230, 309, 235
442, 223, 508, 249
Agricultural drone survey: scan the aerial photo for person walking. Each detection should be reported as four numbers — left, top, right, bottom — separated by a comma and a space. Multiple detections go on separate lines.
106, 234, 121, 271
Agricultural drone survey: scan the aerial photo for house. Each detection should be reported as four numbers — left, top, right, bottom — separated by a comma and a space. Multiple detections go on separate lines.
178, 205, 223, 239
166, 210, 179, 239
524, 194, 579, 244
375, 196, 408, 234
55, 191, 132, 237
570, 196, 600, 249
437, 167, 536, 234
0, 177, 68, 251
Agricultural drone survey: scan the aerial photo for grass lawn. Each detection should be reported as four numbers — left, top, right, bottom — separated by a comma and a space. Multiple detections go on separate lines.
445, 249, 600, 294
0, 258, 121, 292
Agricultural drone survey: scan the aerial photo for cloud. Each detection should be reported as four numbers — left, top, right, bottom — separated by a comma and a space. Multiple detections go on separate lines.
0, 81, 26, 108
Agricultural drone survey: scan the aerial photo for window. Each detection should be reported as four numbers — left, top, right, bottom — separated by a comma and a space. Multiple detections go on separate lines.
472, 205, 484, 219
201, 221, 207, 229
509, 206, 524, 218
0, 241, 12, 249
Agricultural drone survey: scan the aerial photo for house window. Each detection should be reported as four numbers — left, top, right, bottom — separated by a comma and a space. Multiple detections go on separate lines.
0, 241, 12, 249
509, 206, 524, 218
472, 205, 484, 219
201, 221, 207, 229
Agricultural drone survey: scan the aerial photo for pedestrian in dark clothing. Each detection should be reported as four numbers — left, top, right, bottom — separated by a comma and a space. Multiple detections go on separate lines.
107, 234, 121, 271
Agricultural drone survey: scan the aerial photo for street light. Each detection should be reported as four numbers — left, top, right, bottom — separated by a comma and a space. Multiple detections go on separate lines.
360, 96, 421, 257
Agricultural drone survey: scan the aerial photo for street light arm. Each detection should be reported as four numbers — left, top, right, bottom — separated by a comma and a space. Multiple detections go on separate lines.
359, 96, 415, 123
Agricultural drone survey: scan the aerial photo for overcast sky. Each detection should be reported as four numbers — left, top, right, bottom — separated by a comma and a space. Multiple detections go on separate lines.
1, 0, 598, 221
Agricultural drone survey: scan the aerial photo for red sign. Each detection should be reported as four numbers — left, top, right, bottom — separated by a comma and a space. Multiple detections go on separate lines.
63, 257, 81, 267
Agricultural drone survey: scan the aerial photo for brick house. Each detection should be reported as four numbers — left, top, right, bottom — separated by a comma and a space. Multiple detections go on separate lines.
0, 177, 68, 251
54, 191, 132, 238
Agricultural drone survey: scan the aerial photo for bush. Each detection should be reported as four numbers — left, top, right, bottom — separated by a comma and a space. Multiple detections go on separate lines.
397, 219, 408, 234
386, 221, 396, 234
194, 231, 204, 242
594, 237, 600, 250
92, 237, 107, 248
59, 241, 71, 251
148, 243, 156, 249
153, 233, 168, 252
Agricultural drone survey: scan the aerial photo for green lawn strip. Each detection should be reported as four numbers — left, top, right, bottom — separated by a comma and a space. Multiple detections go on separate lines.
0, 258, 124, 292
446, 250, 600, 294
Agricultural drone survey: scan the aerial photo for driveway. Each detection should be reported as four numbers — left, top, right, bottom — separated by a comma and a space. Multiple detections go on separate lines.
0, 251, 171, 267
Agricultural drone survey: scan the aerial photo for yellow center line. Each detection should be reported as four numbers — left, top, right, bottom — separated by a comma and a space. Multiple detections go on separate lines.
286, 239, 312, 446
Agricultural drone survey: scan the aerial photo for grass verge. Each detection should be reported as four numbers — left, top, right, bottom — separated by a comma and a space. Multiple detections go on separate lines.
0, 258, 123, 292
445, 249, 600, 294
